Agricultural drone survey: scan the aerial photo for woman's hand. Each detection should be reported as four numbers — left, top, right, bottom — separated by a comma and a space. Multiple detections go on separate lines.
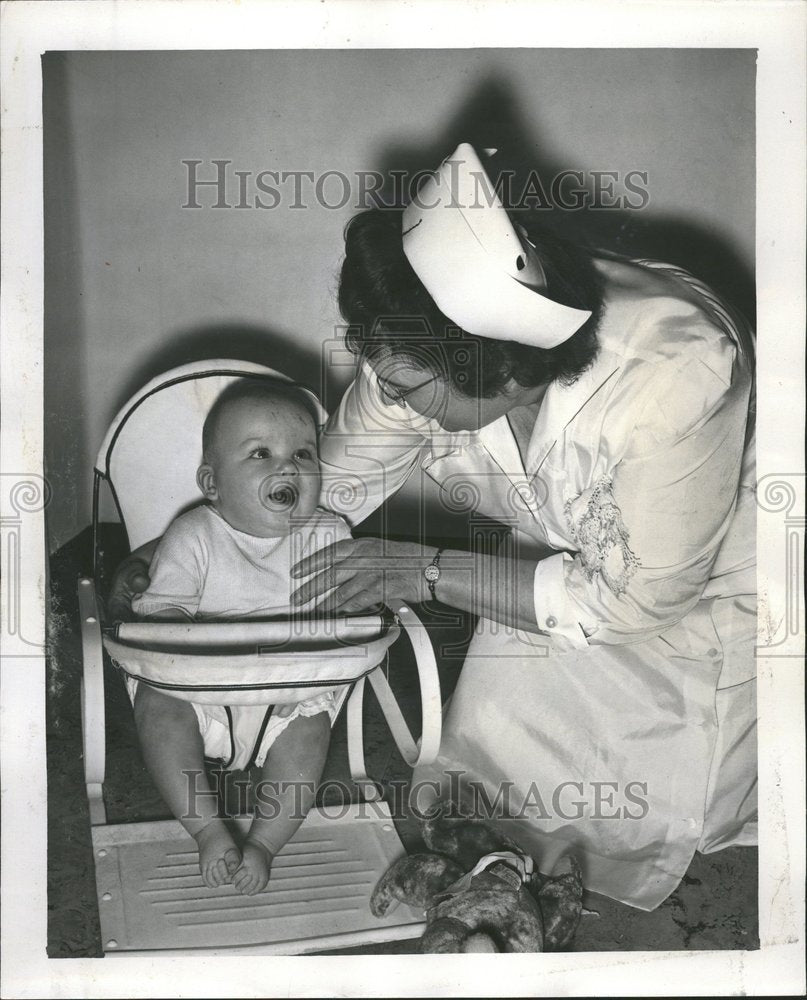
291, 534, 555, 631
291, 537, 433, 614
105, 538, 158, 622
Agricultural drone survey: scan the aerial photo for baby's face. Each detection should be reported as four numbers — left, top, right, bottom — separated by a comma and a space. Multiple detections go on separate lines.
199, 393, 320, 537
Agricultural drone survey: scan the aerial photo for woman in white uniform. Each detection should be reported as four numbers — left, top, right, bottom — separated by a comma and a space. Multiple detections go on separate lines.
293, 144, 757, 910
113, 143, 756, 910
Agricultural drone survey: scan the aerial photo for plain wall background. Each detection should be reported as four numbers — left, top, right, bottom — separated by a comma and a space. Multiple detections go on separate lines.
43, 49, 755, 551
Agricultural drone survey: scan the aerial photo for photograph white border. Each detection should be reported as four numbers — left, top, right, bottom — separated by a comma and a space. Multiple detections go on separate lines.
1, 1, 804, 996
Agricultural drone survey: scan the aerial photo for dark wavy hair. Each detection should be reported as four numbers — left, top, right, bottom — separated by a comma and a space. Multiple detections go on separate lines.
338, 208, 604, 399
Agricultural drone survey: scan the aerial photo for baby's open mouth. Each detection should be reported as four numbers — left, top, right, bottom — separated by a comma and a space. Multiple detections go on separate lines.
262, 481, 299, 512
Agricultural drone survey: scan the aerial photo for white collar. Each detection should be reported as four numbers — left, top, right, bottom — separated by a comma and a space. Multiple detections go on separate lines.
525, 349, 622, 475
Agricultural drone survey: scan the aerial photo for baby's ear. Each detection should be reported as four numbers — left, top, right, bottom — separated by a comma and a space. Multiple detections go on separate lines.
197, 463, 218, 500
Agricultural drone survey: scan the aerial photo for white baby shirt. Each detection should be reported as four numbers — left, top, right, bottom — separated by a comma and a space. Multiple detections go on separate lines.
132, 503, 350, 620
130, 503, 352, 769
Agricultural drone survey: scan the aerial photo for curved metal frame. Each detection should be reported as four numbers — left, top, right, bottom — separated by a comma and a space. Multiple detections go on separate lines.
347, 603, 441, 800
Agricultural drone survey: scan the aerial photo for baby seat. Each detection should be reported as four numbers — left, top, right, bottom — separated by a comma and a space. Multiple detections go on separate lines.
79, 360, 441, 954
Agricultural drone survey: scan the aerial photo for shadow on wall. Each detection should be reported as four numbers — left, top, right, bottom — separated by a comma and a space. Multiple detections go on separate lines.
113, 322, 331, 419
373, 76, 755, 324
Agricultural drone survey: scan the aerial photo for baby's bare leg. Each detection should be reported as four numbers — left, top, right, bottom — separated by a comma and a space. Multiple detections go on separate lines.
232, 711, 330, 896
133, 684, 241, 888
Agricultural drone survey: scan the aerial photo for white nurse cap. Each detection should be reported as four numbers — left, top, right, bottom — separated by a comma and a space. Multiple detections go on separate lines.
402, 143, 591, 348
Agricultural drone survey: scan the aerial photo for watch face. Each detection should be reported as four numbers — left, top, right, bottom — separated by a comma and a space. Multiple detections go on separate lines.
424, 564, 441, 582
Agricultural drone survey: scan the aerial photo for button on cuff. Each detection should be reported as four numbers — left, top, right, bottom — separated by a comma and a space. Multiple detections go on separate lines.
545, 616, 558, 629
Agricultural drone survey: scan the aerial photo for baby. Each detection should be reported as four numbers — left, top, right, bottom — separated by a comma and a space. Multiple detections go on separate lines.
129, 378, 351, 895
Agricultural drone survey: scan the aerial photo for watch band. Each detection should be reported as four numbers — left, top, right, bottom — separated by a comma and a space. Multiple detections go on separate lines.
424, 547, 444, 601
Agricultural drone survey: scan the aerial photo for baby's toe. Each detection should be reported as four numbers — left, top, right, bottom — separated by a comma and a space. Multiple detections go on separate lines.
232, 867, 252, 894
242, 867, 267, 895
195, 822, 239, 889
253, 868, 270, 893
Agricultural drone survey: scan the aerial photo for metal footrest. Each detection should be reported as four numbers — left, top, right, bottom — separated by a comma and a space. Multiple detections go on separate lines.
92, 802, 424, 955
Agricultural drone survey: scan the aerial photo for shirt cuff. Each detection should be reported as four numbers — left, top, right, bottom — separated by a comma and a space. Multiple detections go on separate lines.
533, 553, 590, 651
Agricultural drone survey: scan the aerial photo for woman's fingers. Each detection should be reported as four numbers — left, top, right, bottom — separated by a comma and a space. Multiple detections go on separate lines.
291, 537, 424, 609
327, 591, 382, 615
291, 537, 357, 581
290, 538, 363, 606
313, 574, 375, 613
291, 562, 357, 607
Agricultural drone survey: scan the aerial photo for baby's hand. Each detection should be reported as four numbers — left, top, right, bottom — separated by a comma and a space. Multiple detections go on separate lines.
107, 555, 152, 622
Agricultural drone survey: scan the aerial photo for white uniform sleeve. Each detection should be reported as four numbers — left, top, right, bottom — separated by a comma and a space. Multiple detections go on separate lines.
318, 360, 431, 526
534, 348, 753, 649
131, 514, 207, 618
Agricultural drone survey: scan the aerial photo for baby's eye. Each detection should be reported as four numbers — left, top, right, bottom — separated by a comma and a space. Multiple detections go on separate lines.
294, 448, 313, 461
249, 447, 271, 460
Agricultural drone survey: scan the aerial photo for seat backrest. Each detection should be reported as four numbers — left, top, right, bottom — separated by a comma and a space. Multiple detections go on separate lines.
96, 360, 327, 551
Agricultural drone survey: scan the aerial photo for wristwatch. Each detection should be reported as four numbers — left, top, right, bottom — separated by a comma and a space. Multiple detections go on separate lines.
424, 548, 443, 601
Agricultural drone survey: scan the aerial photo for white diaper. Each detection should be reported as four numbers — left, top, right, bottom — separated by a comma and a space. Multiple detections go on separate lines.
125, 676, 346, 771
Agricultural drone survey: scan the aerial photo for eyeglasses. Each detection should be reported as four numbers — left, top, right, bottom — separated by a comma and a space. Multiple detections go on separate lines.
376, 372, 441, 408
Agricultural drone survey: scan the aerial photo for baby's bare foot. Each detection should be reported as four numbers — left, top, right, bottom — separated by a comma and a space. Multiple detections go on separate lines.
194, 821, 241, 888
232, 839, 273, 896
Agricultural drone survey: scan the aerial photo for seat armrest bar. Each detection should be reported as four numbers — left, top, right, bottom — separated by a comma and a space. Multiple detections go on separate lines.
78, 577, 107, 825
